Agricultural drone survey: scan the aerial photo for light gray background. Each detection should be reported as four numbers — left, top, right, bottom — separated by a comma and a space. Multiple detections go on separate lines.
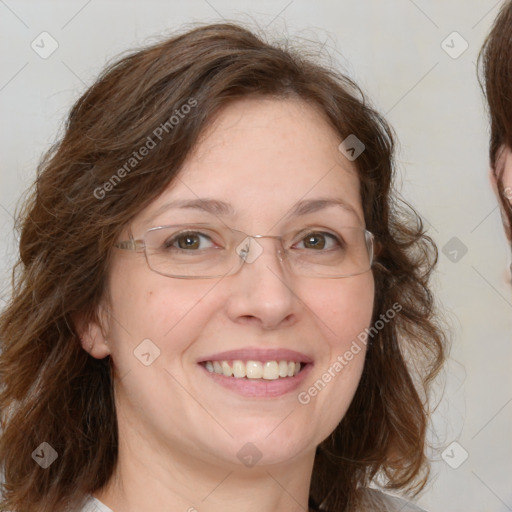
0, 1, 511, 511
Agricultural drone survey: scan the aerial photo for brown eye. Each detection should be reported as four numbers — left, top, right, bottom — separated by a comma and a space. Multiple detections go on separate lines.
165, 232, 214, 250
303, 233, 326, 249
296, 232, 340, 250
177, 234, 200, 249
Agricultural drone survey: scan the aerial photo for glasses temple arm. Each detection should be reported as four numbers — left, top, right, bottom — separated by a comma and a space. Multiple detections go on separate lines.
115, 239, 145, 251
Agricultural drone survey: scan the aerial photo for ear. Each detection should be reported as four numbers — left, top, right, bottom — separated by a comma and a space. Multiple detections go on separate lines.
492, 145, 512, 197
501, 147, 512, 202
489, 164, 499, 197
74, 306, 111, 359
491, 145, 512, 241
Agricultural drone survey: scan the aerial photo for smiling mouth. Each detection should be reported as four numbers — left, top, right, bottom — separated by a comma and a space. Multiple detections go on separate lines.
200, 360, 306, 380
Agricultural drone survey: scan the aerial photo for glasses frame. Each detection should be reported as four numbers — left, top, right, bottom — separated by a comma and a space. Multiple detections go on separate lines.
114, 224, 375, 279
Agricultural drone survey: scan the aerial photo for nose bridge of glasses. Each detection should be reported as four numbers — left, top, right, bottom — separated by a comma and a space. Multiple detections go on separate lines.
234, 233, 285, 266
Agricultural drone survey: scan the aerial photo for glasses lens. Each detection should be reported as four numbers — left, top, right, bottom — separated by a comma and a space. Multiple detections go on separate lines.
144, 225, 240, 278
285, 226, 373, 277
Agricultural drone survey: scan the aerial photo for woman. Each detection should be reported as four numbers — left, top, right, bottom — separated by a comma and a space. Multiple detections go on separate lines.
480, 0, 512, 245
0, 23, 445, 512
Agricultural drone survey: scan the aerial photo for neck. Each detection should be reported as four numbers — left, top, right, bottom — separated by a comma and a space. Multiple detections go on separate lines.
94, 424, 317, 512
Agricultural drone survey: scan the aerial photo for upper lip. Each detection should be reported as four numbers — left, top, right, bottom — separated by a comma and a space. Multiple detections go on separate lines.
198, 348, 313, 364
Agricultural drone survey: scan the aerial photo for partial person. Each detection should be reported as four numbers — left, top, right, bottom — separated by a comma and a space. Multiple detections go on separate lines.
481, 0, 512, 243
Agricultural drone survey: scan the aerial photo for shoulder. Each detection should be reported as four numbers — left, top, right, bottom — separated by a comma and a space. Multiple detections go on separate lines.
357, 487, 427, 512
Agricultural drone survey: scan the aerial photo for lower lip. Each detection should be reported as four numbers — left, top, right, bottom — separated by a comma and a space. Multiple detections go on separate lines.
199, 363, 313, 398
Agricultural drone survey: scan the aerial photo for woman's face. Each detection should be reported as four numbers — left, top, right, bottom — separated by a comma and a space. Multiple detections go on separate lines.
86, 97, 375, 471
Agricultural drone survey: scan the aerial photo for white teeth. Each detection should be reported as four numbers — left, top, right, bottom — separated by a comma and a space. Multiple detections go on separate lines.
263, 361, 279, 380
203, 359, 304, 380
221, 361, 231, 377
233, 360, 245, 378
246, 361, 263, 379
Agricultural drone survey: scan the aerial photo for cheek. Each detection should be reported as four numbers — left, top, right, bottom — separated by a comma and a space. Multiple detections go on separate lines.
295, 276, 374, 440
304, 274, 375, 348
105, 259, 216, 358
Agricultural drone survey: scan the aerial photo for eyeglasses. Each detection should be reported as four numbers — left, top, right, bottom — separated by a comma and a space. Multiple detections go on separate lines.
114, 223, 374, 279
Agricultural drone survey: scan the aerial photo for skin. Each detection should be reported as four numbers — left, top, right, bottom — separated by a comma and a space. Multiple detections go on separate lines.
81, 97, 375, 512
490, 144, 512, 242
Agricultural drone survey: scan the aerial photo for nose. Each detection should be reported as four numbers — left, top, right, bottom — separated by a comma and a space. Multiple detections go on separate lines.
225, 236, 298, 330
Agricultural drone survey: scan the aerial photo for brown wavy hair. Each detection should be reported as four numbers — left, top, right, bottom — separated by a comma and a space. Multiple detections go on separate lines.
479, 0, 512, 240
0, 22, 446, 512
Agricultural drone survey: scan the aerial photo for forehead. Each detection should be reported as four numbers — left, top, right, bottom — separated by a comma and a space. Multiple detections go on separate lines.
136, 97, 364, 230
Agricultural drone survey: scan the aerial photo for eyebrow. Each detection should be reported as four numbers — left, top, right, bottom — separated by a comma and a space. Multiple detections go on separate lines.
289, 198, 359, 218
144, 197, 360, 226
145, 199, 234, 225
